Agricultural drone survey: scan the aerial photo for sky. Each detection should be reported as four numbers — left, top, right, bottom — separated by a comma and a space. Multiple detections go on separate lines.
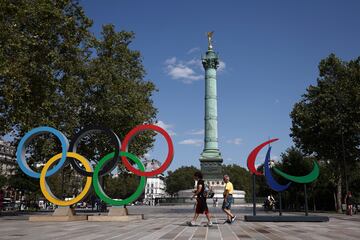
81, 0, 360, 172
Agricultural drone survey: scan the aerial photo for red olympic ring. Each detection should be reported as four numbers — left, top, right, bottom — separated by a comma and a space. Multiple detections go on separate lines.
121, 124, 174, 177
247, 138, 279, 176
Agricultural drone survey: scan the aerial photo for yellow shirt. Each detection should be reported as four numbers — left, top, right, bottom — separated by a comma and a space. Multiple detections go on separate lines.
224, 182, 234, 195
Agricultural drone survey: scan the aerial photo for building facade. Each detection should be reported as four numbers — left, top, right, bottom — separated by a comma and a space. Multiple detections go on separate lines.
0, 140, 16, 177
143, 159, 166, 205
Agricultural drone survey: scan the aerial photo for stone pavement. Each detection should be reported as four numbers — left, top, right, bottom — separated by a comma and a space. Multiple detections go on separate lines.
0, 206, 359, 240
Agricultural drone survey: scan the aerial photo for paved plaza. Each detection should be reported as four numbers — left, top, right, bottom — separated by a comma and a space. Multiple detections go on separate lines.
0, 206, 359, 240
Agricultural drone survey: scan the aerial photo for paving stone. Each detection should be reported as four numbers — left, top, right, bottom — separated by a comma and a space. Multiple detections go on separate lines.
0, 206, 359, 240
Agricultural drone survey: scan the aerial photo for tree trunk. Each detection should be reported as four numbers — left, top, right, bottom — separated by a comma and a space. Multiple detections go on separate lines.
336, 175, 342, 213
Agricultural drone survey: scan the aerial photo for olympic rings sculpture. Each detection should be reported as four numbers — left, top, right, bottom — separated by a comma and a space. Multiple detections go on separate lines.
16, 124, 174, 206
247, 139, 319, 192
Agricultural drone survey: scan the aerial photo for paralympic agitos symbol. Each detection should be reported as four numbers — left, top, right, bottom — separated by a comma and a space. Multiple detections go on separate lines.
16, 124, 174, 206
247, 139, 319, 191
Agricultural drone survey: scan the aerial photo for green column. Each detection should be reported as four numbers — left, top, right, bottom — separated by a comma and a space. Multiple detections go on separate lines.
199, 47, 223, 179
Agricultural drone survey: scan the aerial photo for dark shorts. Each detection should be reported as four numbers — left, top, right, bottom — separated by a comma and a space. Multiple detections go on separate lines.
222, 195, 233, 210
196, 196, 209, 214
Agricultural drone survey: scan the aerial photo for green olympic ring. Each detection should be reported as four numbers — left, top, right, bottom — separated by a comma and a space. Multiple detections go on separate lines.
93, 151, 146, 206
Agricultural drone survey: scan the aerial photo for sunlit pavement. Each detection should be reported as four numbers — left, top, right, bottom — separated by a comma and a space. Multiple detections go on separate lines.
0, 206, 359, 240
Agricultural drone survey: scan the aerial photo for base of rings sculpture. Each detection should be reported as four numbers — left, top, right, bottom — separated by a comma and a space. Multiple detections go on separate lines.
29, 206, 87, 222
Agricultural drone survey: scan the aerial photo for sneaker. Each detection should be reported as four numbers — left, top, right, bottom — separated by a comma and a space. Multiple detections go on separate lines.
231, 215, 237, 223
186, 221, 196, 226
207, 221, 213, 227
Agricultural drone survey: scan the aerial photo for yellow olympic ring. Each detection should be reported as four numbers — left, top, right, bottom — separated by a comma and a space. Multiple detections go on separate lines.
40, 152, 93, 206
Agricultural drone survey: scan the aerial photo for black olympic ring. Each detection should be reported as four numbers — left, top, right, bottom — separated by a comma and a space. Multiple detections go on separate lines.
68, 126, 121, 177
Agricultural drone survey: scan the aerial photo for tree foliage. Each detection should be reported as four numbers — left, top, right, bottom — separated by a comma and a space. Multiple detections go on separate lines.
165, 166, 199, 196
76, 24, 157, 161
104, 173, 142, 200
290, 54, 360, 212
0, 0, 92, 137
275, 147, 322, 210
0, 0, 158, 199
7, 167, 40, 194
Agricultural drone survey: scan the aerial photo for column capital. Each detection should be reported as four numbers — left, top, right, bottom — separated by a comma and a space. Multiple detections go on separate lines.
202, 57, 219, 69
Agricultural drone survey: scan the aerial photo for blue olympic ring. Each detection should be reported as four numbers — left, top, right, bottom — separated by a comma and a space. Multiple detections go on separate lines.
16, 126, 69, 178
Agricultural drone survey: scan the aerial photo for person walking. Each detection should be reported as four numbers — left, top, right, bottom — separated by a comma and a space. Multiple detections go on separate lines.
187, 171, 213, 227
222, 174, 236, 224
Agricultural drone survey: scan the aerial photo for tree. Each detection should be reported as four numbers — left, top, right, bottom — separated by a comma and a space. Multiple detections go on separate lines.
0, 1, 158, 200
0, 0, 92, 138
0, 0, 92, 202
104, 173, 142, 200
165, 166, 199, 196
0, 1, 157, 156
77, 24, 157, 161
290, 54, 360, 212
274, 147, 316, 210
7, 166, 40, 202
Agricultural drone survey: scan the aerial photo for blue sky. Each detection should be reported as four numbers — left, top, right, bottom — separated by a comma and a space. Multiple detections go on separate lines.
81, 0, 360, 172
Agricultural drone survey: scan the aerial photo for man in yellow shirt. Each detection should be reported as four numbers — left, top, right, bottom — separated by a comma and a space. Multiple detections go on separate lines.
222, 175, 236, 224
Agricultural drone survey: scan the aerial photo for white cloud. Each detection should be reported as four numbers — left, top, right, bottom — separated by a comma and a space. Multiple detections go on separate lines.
164, 57, 177, 65
164, 57, 202, 84
187, 129, 204, 135
156, 120, 176, 136
169, 65, 202, 82
187, 47, 200, 54
144, 153, 151, 159
226, 138, 243, 145
179, 139, 202, 147
218, 60, 226, 72
186, 58, 203, 69
164, 55, 226, 84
